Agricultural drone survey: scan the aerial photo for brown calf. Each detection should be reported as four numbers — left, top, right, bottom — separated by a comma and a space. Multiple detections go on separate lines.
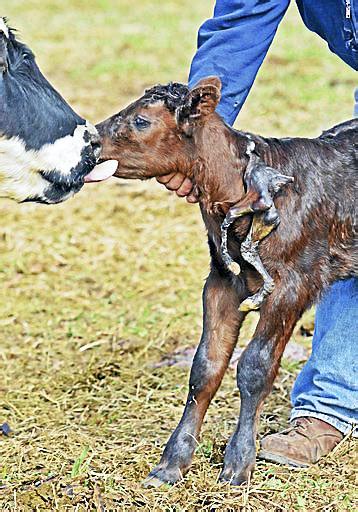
96, 77, 357, 486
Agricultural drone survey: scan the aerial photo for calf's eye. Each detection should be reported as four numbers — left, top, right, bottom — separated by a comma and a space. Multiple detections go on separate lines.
134, 116, 151, 130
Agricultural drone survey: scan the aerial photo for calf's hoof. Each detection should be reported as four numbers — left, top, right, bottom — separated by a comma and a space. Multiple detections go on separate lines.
142, 465, 183, 488
218, 464, 253, 486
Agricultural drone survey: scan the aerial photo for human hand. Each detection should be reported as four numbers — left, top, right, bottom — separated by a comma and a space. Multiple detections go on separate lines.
156, 173, 199, 203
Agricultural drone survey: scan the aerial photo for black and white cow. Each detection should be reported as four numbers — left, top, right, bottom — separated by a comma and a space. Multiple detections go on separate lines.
0, 17, 116, 204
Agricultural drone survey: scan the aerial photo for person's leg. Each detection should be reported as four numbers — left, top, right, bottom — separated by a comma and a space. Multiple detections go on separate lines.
290, 278, 358, 435
259, 278, 358, 466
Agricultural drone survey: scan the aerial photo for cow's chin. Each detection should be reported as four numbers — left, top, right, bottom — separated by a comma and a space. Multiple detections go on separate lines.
35, 181, 82, 205
0, 171, 81, 204
22, 189, 77, 205
29, 188, 78, 205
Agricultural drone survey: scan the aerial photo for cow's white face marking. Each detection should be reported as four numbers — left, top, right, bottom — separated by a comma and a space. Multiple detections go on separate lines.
34, 123, 92, 176
0, 18, 9, 39
0, 122, 97, 202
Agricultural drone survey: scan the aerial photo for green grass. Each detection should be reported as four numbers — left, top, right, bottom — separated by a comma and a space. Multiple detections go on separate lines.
0, 1, 356, 510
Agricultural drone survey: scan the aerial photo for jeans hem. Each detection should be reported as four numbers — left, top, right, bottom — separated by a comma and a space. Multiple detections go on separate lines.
290, 410, 358, 438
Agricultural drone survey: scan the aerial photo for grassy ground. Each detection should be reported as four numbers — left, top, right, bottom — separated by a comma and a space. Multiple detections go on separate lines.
0, 1, 357, 510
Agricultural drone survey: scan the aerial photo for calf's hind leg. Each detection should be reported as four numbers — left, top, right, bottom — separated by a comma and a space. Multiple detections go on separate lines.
143, 269, 246, 487
220, 286, 306, 485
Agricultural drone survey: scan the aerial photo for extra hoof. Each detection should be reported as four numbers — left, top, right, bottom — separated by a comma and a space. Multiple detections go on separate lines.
239, 297, 261, 312
228, 261, 241, 275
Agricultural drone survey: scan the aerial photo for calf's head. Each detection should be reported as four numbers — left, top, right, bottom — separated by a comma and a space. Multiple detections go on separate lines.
96, 76, 222, 180
0, 18, 115, 204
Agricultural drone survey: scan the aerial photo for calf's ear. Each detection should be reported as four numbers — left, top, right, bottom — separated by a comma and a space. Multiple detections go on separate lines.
177, 76, 221, 135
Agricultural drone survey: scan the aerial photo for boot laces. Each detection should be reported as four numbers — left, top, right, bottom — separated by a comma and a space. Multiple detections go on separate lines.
281, 418, 313, 439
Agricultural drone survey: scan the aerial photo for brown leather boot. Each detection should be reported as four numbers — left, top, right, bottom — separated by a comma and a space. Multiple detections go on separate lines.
258, 417, 343, 467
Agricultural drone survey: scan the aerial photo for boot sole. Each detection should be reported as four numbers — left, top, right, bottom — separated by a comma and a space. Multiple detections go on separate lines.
258, 450, 310, 468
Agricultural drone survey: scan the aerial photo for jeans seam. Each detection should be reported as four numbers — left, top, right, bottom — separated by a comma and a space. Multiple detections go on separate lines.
290, 410, 358, 437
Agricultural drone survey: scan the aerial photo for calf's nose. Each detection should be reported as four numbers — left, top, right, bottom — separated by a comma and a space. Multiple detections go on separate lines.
96, 118, 120, 139
89, 132, 102, 160
95, 120, 106, 137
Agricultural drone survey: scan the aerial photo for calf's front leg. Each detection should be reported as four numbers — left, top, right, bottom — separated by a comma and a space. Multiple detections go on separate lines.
220, 285, 306, 485
143, 269, 246, 487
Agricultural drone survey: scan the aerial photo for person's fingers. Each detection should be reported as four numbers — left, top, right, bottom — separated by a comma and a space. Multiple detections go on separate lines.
164, 173, 187, 191
176, 177, 194, 197
156, 173, 177, 184
156, 172, 197, 202
186, 192, 199, 203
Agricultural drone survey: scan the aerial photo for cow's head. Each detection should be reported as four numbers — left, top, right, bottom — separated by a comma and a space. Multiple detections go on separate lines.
0, 18, 116, 204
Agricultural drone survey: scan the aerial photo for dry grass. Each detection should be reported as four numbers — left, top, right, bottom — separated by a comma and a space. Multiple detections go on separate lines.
0, 1, 357, 510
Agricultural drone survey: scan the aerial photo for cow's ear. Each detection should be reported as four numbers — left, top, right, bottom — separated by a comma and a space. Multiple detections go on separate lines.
177, 76, 221, 135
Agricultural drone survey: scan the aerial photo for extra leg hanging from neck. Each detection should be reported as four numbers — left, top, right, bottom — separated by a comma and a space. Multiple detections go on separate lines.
220, 139, 294, 311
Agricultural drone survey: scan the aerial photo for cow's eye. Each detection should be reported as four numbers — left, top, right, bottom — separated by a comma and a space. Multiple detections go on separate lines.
134, 116, 151, 130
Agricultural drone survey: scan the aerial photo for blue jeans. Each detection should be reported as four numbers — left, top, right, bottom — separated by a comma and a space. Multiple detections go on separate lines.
291, 279, 358, 435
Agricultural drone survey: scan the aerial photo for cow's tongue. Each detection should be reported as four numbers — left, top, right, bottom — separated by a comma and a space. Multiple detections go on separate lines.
84, 160, 118, 183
